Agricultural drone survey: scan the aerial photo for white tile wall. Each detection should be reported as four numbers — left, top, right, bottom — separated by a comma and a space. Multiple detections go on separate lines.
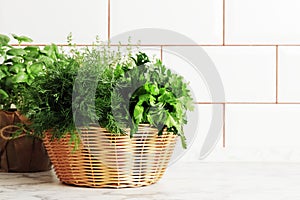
0, 0, 108, 43
162, 46, 276, 103
178, 104, 224, 162
204, 46, 276, 102
278, 46, 300, 102
110, 0, 223, 44
222, 104, 300, 162
226, 0, 300, 44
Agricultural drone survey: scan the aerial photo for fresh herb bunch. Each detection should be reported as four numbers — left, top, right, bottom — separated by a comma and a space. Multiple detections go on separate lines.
73, 44, 128, 133
21, 40, 132, 147
20, 41, 83, 146
109, 52, 194, 148
0, 33, 61, 110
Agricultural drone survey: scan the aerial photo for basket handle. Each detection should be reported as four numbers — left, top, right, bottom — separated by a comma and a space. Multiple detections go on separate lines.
0, 125, 26, 141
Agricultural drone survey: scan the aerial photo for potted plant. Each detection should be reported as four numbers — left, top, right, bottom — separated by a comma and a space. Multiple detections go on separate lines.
21, 44, 194, 187
0, 33, 54, 172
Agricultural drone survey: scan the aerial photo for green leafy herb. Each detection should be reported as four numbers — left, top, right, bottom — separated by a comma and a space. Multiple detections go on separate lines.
123, 55, 193, 148
21, 44, 82, 142
0, 34, 59, 110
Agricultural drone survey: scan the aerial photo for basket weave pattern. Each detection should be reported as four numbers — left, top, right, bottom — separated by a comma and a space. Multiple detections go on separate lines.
43, 124, 177, 188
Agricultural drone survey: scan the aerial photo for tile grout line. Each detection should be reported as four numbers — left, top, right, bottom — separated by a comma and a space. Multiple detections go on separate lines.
195, 102, 300, 104
195, 102, 276, 104
223, 103, 226, 148
160, 46, 163, 61
276, 45, 279, 103
223, 0, 226, 46
11, 44, 300, 47
108, 0, 111, 41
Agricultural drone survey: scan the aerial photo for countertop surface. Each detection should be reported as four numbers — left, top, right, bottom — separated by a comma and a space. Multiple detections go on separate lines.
1, 162, 300, 200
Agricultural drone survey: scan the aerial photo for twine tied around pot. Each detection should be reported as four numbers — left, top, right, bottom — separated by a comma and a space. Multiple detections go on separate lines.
0, 125, 27, 141
0, 111, 51, 172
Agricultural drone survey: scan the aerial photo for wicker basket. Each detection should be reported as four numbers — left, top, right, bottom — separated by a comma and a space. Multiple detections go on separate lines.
43, 124, 177, 188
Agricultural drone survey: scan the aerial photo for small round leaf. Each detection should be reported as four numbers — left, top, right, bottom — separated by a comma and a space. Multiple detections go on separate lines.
7, 48, 26, 56
11, 72, 28, 83
0, 34, 10, 46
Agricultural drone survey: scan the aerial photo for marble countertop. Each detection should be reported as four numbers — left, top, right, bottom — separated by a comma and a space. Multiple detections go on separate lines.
1, 162, 300, 200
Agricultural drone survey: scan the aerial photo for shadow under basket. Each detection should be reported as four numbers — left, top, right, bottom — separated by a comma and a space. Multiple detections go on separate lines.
43, 124, 177, 188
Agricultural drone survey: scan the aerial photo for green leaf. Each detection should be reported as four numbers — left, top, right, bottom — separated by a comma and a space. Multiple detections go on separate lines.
159, 87, 166, 94
158, 90, 174, 103
27, 63, 44, 75
0, 49, 6, 57
12, 34, 33, 44
165, 113, 177, 128
179, 133, 187, 149
138, 94, 150, 105
24, 46, 39, 52
25, 46, 40, 59
173, 101, 183, 116
0, 89, 9, 99
148, 108, 166, 127
7, 48, 26, 56
0, 34, 10, 46
9, 63, 25, 74
42, 44, 59, 60
0, 69, 6, 80
114, 63, 124, 78
0, 65, 8, 74
146, 114, 154, 124
167, 69, 172, 77
11, 56, 24, 63
133, 105, 144, 124
38, 55, 54, 67
11, 72, 28, 83
149, 95, 156, 106
144, 83, 159, 95
150, 83, 159, 95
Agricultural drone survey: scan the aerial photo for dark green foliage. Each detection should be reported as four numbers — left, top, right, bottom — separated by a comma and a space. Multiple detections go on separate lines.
21, 46, 83, 147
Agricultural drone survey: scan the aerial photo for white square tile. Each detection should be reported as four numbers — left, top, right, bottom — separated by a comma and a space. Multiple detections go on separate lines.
110, 0, 223, 45
204, 46, 276, 102
162, 47, 212, 102
224, 104, 300, 161
163, 46, 276, 102
226, 0, 300, 44
0, 0, 108, 44
177, 104, 224, 162
278, 46, 300, 102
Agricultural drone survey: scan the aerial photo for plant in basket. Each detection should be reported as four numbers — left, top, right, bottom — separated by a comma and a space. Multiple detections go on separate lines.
22, 43, 194, 188
0, 33, 69, 172
108, 52, 194, 148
